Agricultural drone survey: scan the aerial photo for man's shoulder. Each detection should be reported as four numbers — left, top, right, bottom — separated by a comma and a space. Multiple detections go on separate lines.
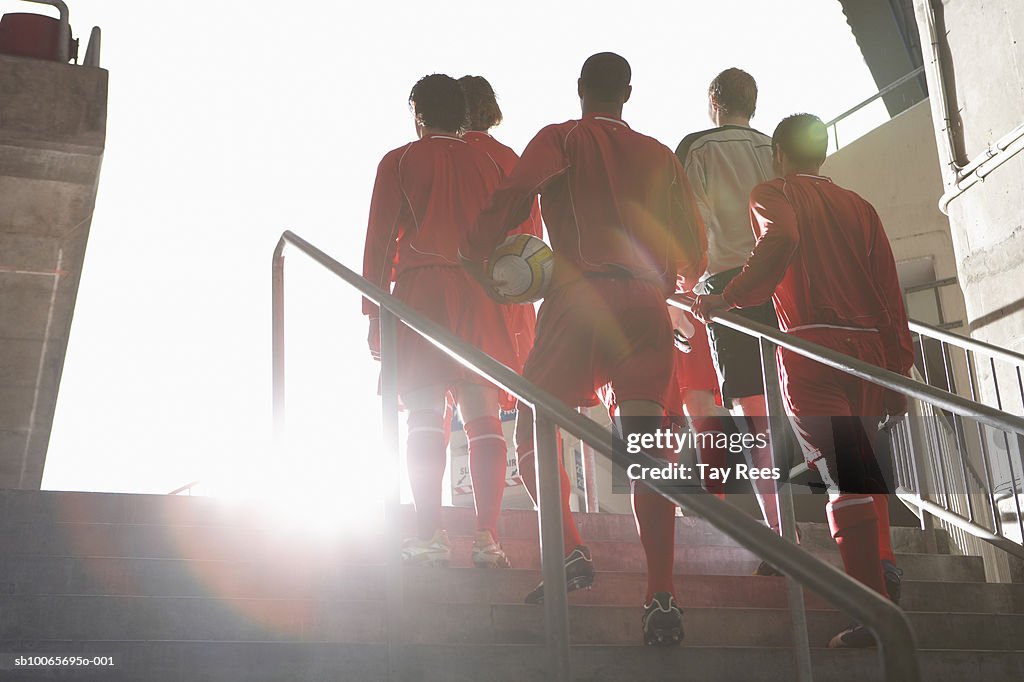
751, 176, 788, 200
537, 119, 584, 138
377, 141, 416, 171
675, 127, 721, 160
622, 125, 677, 161
676, 125, 772, 161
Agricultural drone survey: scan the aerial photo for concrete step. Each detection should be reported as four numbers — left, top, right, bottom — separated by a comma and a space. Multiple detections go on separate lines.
0, 490, 949, 553
0, 514, 944, 559
2, 553, 1020, 614
4, 595, 1023, 650
3, 642, 1023, 682
0, 521, 984, 581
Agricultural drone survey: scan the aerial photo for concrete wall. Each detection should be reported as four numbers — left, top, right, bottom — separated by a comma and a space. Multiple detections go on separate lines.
824, 99, 968, 329
912, 1, 1024, 412
0, 55, 107, 489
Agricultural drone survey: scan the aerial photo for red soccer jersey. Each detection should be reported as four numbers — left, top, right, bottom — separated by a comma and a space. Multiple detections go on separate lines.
722, 173, 914, 373
463, 113, 706, 293
362, 134, 503, 316
462, 131, 542, 239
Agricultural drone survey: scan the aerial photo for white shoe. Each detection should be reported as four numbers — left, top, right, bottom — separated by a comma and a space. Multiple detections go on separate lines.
402, 529, 451, 566
471, 529, 511, 568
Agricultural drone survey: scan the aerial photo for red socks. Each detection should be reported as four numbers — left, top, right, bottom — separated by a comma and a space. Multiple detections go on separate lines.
515, 407, 583, 554
632, 469, 678, 602
466, 416, 508, 538
874, 494, 896, 564
407, 409, 448, 540
827, 494, 887, 595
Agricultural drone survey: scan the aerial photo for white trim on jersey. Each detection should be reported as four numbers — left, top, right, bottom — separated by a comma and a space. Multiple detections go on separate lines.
829, 495, 876, 511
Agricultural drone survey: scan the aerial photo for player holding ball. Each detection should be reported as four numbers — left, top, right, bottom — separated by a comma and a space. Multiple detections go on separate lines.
462, 52, 706, 646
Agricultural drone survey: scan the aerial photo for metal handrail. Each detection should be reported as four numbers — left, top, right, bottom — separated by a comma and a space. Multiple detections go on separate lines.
671, 296, 1024, 569
909, 319, 1024, 369
825, 66, 926, 149
272, 230, 920, 682
901, 317, 1024, 565
167, 479, 200, 496
666, 298, 1024, 437
22, 0, 70, 63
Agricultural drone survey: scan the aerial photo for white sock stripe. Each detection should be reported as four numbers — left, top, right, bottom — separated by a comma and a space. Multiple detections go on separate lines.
409, 426, 446, 435
518, 449, 536, 461
830, 496, 876, 511
469, 434, 507, 444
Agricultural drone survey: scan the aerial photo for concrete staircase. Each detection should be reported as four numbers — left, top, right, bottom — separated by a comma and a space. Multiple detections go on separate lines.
2, 490, 1024, 680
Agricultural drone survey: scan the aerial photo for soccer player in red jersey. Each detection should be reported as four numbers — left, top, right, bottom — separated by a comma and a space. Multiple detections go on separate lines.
694, 114, 913, 648
363, 74, 518, 569
462, 53, 706, 646
458, 75, 543, 372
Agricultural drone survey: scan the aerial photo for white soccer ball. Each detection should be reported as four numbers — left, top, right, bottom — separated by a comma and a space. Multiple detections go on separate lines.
488, 234, 554, 304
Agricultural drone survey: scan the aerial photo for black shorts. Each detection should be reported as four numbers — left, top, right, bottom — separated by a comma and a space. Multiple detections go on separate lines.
701, 267, 780, 404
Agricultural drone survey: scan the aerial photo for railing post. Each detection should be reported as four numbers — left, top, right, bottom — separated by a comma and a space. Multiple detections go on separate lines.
379, 309, 404, 681
534, 410, 572, 682
272, 240, 286, 453
760, 338, 813, 682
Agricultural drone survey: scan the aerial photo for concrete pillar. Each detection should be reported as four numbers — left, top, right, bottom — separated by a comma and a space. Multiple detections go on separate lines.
0, 55, 107, 488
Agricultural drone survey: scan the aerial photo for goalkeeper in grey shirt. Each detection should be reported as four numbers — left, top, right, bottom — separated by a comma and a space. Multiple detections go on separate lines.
676, 68, 786, 569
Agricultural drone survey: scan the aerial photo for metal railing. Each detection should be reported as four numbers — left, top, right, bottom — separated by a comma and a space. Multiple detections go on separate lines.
22, 0, 70, 63
167, 479, 201, 496
893, 319, 1024, 568
825, 65, 926, 151
272, 230, 921, 682
673, 295, 1024, 563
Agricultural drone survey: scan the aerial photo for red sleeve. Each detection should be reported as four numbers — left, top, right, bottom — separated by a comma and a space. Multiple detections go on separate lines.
362, 150, 406, 316
868, 210, 915, 374
462, 125, 568, 262
670, 155, 708, 291
722, 181, 800, 308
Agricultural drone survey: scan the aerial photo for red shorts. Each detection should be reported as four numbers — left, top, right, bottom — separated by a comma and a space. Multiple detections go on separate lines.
392, 266, 517, 402
778, 328, 887, 418
779, 328, 889, 490
523, 277, 675, 409
504, 301, 536, 374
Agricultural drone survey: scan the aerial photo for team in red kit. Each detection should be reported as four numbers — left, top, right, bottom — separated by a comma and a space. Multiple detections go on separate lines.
363, 55, 912, 649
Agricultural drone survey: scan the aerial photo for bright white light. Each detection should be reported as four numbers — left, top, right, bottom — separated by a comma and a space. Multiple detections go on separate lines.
33, 0, 885, 494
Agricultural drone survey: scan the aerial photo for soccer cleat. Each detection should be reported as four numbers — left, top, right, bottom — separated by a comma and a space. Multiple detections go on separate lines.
471, 530, 511, 568
642, 592, 684, 647
882, 560, 904, 604
523, 545, 594, 604
401, 529, 451, 567
827, 624, 877, 648
753, 560, 784, 577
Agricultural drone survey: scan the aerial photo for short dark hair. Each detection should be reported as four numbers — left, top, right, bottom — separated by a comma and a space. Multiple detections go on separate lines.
458, 75, 503, 132
772, 114, 829, 166
708, 68, 758, 118
579, 52, 631, 101
408, 74, 466, 133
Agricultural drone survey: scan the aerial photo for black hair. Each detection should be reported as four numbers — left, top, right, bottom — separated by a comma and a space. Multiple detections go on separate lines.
708, 68, 758, 118
772, 113, 829, 166
408, 74, 466, 133
579, 52, 631, 101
